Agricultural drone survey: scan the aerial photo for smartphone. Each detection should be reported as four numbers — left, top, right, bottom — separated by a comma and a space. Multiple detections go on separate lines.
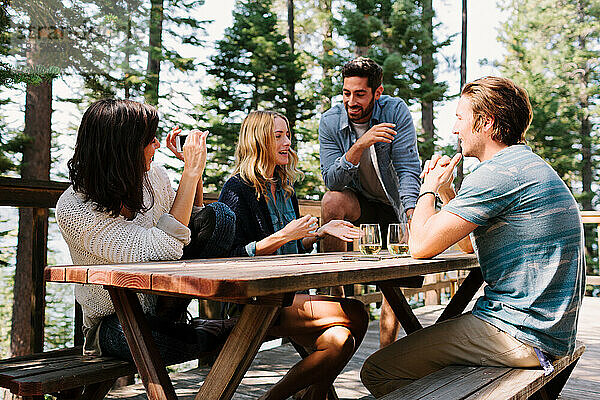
176, 134, 188, 153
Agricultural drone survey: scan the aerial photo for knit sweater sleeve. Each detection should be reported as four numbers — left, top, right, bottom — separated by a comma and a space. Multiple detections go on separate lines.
218, 176, 259, 257
56, 166, 188, 264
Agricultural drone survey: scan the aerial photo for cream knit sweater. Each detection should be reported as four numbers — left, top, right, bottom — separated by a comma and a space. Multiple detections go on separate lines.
56, 164, 191, 355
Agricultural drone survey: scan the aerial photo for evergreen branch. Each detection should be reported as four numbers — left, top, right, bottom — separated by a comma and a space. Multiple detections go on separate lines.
0, 63, 60, 86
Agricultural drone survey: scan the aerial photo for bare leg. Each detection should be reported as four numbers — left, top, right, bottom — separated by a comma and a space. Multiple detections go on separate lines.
379, 296, 400, 348
321, 191, 362, 297
259, 295, 369, 400
321, 190, 361, 253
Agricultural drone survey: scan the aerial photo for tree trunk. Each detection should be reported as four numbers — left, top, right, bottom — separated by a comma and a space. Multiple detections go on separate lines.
11, 80, 52, 358
319, 0, 333, 112
124, 16, 132, 99
145, 0, 164, 106
456, 0, 467, 190
355, 46, 368, 57
420, 0, 435, 161
286, 0, 297, 147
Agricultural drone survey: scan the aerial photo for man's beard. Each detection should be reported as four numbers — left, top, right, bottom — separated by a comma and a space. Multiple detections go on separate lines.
346, 97, 375, 123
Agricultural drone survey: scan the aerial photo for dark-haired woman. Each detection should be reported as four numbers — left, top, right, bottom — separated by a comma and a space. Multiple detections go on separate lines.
219, 110, 368, 400
56, 99, 234, 364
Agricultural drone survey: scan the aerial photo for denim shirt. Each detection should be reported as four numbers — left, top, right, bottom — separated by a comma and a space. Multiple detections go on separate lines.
318, 95, 421, 218
244, 180, 300, 256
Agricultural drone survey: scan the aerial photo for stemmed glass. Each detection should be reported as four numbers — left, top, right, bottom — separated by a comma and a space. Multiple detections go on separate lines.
387, 222, 409, 256
359, 224, 382, 255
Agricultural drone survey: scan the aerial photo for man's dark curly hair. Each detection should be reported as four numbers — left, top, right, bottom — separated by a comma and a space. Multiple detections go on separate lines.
68, 99, 159, 219
341, 57, 383, 93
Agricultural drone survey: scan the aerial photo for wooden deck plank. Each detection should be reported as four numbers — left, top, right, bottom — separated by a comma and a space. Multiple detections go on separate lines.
106, 296, 600, 400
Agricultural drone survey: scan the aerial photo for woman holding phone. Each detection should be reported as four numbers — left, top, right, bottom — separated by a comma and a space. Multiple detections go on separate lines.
56, 99, 235, 363
219, 110, 368, 400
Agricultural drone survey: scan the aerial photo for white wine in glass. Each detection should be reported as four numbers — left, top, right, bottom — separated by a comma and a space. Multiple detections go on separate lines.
387, 223, 409, 256
360, 224, 382, 255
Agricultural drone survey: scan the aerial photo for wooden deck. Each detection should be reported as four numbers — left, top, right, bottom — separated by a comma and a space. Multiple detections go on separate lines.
107, 296, 600, 400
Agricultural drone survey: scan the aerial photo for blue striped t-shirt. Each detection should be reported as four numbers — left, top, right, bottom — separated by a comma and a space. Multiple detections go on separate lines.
444, 145, 585, 357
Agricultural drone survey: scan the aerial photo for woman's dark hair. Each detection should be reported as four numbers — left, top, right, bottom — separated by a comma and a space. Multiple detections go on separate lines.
68, 99, 159, 218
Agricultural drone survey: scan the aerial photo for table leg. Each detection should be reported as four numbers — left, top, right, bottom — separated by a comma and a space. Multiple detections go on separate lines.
436, 268, 483, 323
194, 303, 281, 400
379, 284, 423, 335
107, 287, 177, 400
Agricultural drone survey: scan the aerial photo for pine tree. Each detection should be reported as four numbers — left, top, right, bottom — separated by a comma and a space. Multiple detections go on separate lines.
498, 0, 599, 273
337, 0, 451, 160
201, 0, 312, 190
0, 3, 59, 174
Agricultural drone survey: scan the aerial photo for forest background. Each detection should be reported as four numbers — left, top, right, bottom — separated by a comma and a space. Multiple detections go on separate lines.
0, 0, 598, 358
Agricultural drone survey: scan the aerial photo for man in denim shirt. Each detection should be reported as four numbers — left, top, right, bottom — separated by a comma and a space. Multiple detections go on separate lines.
319, 57, 421, 347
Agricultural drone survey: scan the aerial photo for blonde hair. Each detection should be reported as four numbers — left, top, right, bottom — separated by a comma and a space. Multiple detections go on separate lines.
233, 111, 303, 200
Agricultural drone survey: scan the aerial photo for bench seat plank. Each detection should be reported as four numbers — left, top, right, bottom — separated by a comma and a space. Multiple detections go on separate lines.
0, 348, 135, 396
381, 366, 512, 400
463, 343, 586, 400
0, 347, 81, 365
384, 343, 585, 400
11, 358, 135, 396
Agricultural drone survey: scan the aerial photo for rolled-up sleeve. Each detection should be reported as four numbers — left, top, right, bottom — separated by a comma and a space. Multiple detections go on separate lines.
391, 104, 421, 210
156, 213, 191, 245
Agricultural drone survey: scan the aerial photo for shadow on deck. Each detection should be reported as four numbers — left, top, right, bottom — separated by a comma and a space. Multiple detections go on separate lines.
107, 296, 600, 400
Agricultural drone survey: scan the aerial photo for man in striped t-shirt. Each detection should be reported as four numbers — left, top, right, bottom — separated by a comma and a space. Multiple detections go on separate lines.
361, 76, 585, 398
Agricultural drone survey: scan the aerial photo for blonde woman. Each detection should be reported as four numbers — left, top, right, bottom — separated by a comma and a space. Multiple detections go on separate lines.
219, 111, 368, 400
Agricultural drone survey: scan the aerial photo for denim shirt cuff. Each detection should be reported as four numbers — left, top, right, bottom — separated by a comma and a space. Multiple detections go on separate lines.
342, 153, 360, 169
245, 241, 257, 257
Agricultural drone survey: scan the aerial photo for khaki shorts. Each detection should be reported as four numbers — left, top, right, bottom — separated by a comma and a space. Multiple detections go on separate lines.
360, 313, 540, 398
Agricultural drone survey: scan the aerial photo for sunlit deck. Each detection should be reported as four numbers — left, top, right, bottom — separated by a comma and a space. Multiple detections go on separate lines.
106, 296, 600, 399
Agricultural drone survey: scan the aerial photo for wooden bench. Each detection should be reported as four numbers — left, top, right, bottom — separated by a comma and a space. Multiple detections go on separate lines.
382, 342, 585, 400
0, 345, 221, 400
0, 346, 135, 400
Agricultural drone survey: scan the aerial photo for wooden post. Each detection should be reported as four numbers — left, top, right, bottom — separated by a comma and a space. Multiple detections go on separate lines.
424, 273, 441, 305
31, 207, 48, 353
11, 207, 48, 357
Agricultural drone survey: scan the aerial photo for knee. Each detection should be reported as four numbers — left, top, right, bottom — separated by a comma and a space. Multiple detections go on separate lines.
321, 191, 354, 220
322, 326, 355, 360
360, 353, 390, 397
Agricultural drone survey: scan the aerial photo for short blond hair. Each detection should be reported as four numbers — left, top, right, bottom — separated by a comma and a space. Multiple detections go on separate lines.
233, 111, 302, 200
462, 76, 532, 145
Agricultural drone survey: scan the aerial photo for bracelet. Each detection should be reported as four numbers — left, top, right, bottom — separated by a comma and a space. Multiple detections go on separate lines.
416, 191, 437, 203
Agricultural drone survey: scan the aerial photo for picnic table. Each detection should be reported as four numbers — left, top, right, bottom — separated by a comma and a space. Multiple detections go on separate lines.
44, 251, 480, 400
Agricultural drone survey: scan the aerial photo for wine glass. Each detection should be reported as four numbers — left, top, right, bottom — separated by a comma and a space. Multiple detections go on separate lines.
359, 224, 382, 255
387, 222, 409, 256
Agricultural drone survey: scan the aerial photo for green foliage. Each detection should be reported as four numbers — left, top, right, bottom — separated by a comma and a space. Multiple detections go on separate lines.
498, 0, 600, 200
336, 0, 451, 159
0, 4, 60, 173
201, 0, 315, 191
0, 267, 14, 357
44, 283, 75, 349
0, 64, 60, 86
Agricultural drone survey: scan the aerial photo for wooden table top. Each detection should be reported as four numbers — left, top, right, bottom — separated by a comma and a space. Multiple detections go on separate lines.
45, 252, 478, 301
